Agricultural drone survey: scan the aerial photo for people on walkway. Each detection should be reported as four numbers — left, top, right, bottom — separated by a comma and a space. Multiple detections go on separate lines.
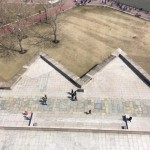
24, 111, 28, 115
123, 114, 132, 122
98, 0, 149, 19
71, 90, 77, 101
74, 95, 77, 101
24, 111, 30, 120
85, 109, 92, 115
71, 89, 74, 99
101, 0, 106, 4
127, 116, 132, 122
89, 110, 91, 114
42, 94, 47, 105
71, 89, 74, 95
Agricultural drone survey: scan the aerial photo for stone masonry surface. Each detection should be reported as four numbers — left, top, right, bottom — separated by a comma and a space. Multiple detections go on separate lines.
0, 51, 150, 149
0, 98, 150, 117
0, 56, 150, 99
0, 2, 150, 148
83, 57, 150, 99
0, 129, 150, 150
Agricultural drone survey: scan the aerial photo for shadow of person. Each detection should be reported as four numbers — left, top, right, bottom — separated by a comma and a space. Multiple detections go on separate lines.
84, 112, 89, 115
22, 112, 26, 115
67, 92, 72, 95
23, 115, 30, 120
67, 96, 74, 101
39, 99, 45, 105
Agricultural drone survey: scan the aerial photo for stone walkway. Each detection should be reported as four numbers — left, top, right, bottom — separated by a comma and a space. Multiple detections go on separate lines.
31, 112, 150, 132
1, 56, 150, 99
1, 110, 150, 132
0, 97, 150, 117
0, 129, 150, 150
0, 111, 29, 127
82, 57, 150, 99
0, 57, 77, 98
0, 2, 150, 149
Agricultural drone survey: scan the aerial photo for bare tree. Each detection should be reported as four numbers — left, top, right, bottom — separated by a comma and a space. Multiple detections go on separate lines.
0, 23, 28, 57
34, 0, 64, 44
0, 35, 16, 58
39, 0, 50, 23
48, 2, 63, 43
0, 2, 32, 56
0, 0, 15, 25
12, 25, 28, 54
0, 0, 33, 26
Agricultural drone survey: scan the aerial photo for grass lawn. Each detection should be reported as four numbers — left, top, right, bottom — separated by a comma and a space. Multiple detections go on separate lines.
0, 6, 150, 81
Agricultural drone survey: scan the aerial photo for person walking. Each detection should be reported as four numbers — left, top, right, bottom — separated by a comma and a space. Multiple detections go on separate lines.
42, 94, 47, 105
71, 89, 74, 100
89, 110, 91, 114
71, 89, 74, 95
74, 95, 77, 101
44, 94, 47, 105
73, 91, 77, 100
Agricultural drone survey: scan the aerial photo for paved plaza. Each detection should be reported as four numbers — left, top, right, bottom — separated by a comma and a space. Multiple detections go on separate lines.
0, 56, 77, 98
83, 57, 150, 99
0, 97, 150, 117
0, 0, 150, 148
0, 53, 150, 99
0, 50, 150, 149
0, 129, 150, 150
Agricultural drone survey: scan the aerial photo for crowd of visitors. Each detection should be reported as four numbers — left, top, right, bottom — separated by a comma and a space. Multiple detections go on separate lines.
108, 0, 150, 17
74, 0, 150, 19
74, 0, 92, 6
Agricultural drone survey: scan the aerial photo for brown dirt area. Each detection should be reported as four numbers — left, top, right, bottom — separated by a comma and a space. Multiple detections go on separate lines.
0, 6, 150, 81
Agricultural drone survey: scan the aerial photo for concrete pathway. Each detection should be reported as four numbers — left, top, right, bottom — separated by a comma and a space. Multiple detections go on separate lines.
0, 2, 150, 149
0, 56, 77, 98
82, 57, 150, 99
31, 112, 150, 132
1, 56, 150, 99
0, 129, 150, 150
0, 97, 150, 117
0, 111, 29, 127
0, 110, 150, 134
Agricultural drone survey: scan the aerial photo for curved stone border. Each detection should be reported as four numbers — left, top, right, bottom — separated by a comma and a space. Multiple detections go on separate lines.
110, 0, 150, 12
105, 5, 150, 21
87, 3, 150, 21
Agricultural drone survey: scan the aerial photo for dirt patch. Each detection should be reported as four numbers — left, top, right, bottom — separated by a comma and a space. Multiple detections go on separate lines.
0, 76, 6, 82
0, 6, 150, 81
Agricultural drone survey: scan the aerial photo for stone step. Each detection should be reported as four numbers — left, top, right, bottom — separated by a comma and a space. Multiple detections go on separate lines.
0, 110, 150, 133
32, 114, 123, 130
30, 112, 150, 132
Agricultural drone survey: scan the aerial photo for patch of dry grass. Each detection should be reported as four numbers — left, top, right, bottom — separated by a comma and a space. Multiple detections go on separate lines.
0, 6, 150, 81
